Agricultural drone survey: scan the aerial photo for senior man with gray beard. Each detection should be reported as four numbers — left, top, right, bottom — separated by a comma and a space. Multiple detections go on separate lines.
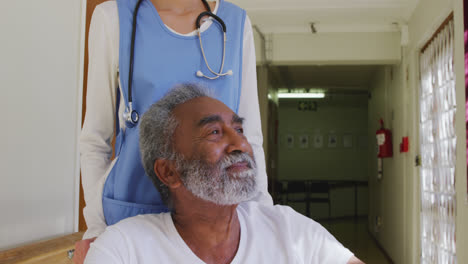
84, 84, 363, 264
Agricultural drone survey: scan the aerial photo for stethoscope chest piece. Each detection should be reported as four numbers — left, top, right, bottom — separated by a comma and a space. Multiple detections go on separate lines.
130, 110, 139, 124
124, 106, 139, 128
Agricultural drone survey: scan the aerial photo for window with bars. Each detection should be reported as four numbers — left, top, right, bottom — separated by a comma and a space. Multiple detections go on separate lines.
419, 14, 456, 264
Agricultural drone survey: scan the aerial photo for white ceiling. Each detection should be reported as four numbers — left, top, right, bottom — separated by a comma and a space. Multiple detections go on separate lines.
229, 0, 419, 90
230, 0, 420, 33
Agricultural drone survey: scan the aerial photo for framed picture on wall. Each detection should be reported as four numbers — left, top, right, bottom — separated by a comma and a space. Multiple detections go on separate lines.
313, 134, 323, 148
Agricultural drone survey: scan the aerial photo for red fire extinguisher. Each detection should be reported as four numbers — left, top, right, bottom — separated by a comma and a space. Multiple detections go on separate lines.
376, 119, 393, 158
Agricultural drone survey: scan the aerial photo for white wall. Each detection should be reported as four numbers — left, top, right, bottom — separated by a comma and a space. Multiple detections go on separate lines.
0, 0, 85, 249
368, 64, 408, 264
403, 0, 468, 263
452, 0, 468, 262
366, 0, 468, 263
254, 32, 401, 66
401, 1, 454, 263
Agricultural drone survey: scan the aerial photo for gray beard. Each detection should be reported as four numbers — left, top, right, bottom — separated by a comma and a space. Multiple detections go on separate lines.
176, 152, 258, 205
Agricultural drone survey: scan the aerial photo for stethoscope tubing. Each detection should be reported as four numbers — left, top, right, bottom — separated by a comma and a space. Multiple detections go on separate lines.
126, 0, 229, 126
128, 0, 144, 106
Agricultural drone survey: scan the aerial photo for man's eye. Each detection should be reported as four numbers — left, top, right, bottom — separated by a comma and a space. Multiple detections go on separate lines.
236, 128, 244, 134
210, 129, 220, 135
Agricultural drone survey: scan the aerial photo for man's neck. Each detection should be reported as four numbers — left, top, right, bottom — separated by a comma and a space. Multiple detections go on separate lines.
171, 198, 241, 264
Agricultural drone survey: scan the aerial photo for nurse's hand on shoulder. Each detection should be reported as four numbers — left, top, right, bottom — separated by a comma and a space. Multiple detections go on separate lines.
73, 237, 96, 264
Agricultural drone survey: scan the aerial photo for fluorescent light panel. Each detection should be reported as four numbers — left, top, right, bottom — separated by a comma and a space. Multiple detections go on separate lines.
277, 92, 325, 99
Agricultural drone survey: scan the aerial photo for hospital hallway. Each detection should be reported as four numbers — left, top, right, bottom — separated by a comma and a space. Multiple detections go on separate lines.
2, 0, 468, 264
253, 0, 468, 262
265, 64, 393, 262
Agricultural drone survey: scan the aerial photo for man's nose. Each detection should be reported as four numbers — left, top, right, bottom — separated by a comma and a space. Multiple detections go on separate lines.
225, 127, 250, 154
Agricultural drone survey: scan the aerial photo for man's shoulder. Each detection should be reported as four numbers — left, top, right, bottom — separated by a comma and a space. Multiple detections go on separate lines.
239, 200, 292, 213
239, 201, 323, 229
240, 201, 309, 217
108, 212, 171, 236
238, 202, 354, 262
87, 213, 176, 263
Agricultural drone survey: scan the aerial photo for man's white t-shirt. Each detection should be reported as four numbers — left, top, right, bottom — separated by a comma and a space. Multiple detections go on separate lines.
85, 202, 353, 264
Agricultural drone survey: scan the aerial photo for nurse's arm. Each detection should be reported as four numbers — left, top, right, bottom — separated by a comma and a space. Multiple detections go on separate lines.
80, 3, 119, 239
238, 15, 273, 205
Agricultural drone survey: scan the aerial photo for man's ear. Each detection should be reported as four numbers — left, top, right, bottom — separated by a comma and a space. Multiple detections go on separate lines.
153, 159, 182, 189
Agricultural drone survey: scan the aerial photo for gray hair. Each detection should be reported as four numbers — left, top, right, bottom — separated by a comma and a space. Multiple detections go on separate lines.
139, 83, 212, 207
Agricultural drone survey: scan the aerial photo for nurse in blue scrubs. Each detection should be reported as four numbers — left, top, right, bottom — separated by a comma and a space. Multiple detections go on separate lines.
75, 0, 271, 262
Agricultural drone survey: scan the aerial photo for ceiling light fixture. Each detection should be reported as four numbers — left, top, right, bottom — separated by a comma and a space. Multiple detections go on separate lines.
278, 92, 325, 99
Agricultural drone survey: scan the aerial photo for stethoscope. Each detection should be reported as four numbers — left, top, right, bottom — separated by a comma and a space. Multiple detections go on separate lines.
124, 0, 232, 127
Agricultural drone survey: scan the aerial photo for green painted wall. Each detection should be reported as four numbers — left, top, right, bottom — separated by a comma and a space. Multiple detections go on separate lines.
277, 95, 369, 218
